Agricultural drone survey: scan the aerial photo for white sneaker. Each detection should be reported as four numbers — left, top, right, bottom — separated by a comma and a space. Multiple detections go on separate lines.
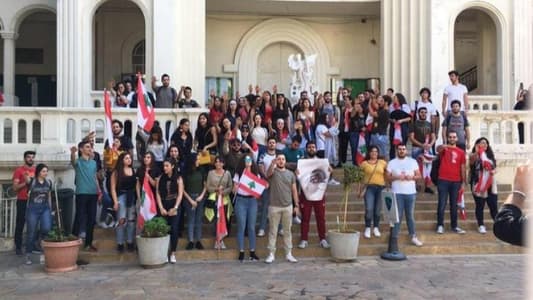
286, 253, 298, 263
293, 216, 302, 224
411, 236, 423, 247
169, 254, 176, 264
319, 239, 330, 249
219, 240, 227, 249
257, 229, 265, 237
478, 225, 487, 234
373, 227, 381, 237
436, 225, 444, 234
278, 229, 284, 236
298, 240, 308, 249
265, 253, 275, 264
328, 178, 341, 186
453, 227, 466, 234
364, 227, 371, 239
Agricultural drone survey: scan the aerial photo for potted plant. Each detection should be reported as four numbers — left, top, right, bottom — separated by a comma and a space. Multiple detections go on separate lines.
328, 163, 365, 261
41, 185, 83, 273
136, 217, 170, 268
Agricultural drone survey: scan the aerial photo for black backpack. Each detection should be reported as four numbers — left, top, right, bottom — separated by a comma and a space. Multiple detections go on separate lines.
430, 155, 440, 186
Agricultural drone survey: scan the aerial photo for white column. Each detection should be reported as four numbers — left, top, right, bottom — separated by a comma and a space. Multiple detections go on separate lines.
513, 0, 533, 100
381, 0, 429, 102
57, 0, 79, 108
153, 0, 206, 106
1, 32, 18, 106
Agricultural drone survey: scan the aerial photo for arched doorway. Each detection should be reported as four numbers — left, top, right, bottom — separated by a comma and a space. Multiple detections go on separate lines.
257, 42, 301, 98
15, 11, 57, 106
454, 9, 499, 95
93, 0, 146, 89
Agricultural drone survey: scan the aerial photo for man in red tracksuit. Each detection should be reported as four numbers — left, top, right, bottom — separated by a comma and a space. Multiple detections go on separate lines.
297, 141, 330, 249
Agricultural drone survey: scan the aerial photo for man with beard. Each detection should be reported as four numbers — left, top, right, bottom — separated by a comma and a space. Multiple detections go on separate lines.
436, 130, 467, 235
386, 144, 423, 247
297, 141, 330, 249
12, 151, 36, 255
257, 137, 278, 237
265, 154, 300, 264
104, 119, 134, 155
409, 107, 436, 194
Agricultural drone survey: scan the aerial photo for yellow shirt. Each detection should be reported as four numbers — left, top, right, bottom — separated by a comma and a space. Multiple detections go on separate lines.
360, 160, 387, 186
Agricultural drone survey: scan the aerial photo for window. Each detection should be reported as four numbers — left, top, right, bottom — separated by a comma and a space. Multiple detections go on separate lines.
32, 120, 41, 144
3, 119, 13, 144
18, 120, 27, 143
81, 119, 91, 140
95, 120, 105, 144
132, 40, 145, 74
67, 119, 76, 143
205, 77, 233, 103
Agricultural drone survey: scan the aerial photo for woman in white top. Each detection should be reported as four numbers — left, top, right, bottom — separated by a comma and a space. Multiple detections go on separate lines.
251, 114, 268, 157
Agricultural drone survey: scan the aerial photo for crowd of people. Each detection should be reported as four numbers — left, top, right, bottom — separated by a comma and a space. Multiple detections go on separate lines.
12, 71, 529, 265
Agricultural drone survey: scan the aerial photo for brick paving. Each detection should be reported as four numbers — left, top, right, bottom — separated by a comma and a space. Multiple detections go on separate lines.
0, 253, 524, 299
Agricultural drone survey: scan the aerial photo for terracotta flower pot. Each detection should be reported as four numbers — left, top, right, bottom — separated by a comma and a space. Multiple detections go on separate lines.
41, 238, 82, 273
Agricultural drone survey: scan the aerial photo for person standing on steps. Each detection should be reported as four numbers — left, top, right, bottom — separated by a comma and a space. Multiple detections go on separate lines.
12, 150, 36, 255
265, 154, 300, 264
360, 145, 387, 239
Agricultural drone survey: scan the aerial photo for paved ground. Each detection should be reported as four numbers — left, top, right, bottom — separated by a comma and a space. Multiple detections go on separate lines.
0, 253, 525, 299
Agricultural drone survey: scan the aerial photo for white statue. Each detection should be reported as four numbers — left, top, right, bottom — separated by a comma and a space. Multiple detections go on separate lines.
288, 53, 318, 104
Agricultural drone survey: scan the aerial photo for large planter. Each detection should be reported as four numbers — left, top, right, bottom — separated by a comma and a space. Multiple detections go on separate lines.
328, 230, 360, 261
136, 235, 169, 268
41, 238, 82, 273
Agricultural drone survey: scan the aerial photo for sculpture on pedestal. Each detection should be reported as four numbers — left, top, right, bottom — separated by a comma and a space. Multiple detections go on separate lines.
288, 53, 318, 103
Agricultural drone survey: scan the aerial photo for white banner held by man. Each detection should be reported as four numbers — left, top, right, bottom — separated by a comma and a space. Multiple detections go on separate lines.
297, 158, 330, 200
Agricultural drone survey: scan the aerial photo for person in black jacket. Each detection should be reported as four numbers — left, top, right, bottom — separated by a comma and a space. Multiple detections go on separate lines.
493, 164, 530, 246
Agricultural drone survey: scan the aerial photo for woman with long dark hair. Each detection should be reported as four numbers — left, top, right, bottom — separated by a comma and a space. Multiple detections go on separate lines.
233, 154, 262, 262
469, 137, 498, 234
136, 151, 161, 214
206, 156, 233, 249
359, 146, 387, 239
156, 159, 184, 263
194, 112, 218, 154
209, 96, 225, 126
251, 113, 268, 157
183, 154, 207, 250
389, 93, 411, 159
170, 118, 193, 158
110, 152, 137, 253
272, 93, 290, 126
138, 125, 167, 170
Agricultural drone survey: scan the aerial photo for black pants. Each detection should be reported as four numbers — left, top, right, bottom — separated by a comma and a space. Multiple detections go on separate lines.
72, 194, 97, 247
338, 132, 350, 164
14, 200, 27, 250
473, 191, 498, 226
160, 200, 179, 252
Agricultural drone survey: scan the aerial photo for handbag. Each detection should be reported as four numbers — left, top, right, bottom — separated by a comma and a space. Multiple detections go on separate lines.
198, 150, 213, 165
359, 161, 379, 198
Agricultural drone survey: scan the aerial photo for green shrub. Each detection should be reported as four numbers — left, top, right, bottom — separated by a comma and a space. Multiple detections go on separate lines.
141, 217, 170, 238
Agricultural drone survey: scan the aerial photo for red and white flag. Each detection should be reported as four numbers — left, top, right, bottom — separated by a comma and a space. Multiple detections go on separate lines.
137, 174, 157, 229
392, 123, 402, 145
136, 74, 155, 132
216, 193, 228, 247
238, 169, 268, 199
104, 89, 113, 144
457, 187, 466, 221
365, 114, 373, 132
473, 148, 494, 196
356, 132, 367, 165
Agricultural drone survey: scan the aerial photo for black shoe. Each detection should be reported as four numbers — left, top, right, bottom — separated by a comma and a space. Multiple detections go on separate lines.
127, 243, 135, 252
249, 251, 260, 261
424, 187, 435, 194
16, 248, 23, 256
195, 241, 204, 250
117, 244, 125, 253
186, 241, 194, 250
238, 251, 245, 262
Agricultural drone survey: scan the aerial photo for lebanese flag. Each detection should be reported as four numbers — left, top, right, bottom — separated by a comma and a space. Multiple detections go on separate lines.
355, 132, 367, 165
473, 148, 494, 196
365, 114, 373, 132
392, 123, 402, 145
215, 193, 228, 247
136, 74, 155, 132
238, 169, 268, 199
104, 89, 113, 144
419, 152, 435, 186
137, 174, 157, 230
457, 187, 466, 220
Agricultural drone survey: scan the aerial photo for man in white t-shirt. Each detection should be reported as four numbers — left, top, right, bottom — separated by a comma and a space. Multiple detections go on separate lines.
257, 137, 278, 236
386, 143, 423, 247
442, 70, 468, 117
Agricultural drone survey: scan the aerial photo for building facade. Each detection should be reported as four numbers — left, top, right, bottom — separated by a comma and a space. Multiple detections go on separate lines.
0, 0, 531, 192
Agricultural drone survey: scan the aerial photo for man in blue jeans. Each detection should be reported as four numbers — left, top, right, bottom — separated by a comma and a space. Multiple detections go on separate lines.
71, 141, 100, 252
386, 144, 423, 247
436, 131, 467, 234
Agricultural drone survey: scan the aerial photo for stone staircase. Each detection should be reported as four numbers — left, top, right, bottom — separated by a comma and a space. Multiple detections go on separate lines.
79, 172, 524, 263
